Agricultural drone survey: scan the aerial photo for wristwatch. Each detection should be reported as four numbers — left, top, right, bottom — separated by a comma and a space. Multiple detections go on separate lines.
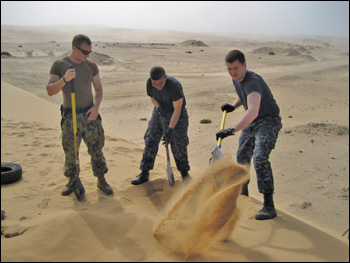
62, 76, 67, 83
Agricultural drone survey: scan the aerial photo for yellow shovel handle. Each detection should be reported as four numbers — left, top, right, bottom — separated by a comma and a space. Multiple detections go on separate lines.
217, 110, 227, 145
71, 92, 79, 162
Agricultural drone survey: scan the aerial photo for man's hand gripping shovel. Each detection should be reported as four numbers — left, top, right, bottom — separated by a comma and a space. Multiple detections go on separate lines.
159, 113, 175, 187
69, 65, 85, 201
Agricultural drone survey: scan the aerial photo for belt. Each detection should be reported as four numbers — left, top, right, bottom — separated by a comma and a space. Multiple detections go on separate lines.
60, 104, 93, 116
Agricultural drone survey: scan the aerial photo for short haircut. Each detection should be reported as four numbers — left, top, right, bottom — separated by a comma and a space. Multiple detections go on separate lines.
225, 50, 246, 65
150, 66, 166, 80
72, 34, 92, 47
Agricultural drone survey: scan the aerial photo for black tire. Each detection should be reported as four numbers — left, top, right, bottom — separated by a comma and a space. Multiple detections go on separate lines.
1, 163, 22, 185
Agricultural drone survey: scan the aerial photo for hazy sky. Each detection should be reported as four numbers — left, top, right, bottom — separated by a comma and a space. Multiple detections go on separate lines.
1, 1, 349, 38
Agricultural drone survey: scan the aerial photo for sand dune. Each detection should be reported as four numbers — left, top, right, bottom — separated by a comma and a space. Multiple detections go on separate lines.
1, 25, 349, 261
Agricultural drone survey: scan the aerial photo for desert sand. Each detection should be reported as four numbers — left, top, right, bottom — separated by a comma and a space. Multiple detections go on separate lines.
1, 25, 349, 262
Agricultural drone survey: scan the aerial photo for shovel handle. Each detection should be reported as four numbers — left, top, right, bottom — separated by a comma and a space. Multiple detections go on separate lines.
69, 66, 79, 169
217, 110, 227, 146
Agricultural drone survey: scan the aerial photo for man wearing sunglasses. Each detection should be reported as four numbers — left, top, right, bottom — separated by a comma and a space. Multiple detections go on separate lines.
46, 34, 113, 196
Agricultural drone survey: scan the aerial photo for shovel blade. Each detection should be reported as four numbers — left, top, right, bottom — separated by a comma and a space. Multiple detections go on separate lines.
209, 146, 226, 187
167, 164, 175, 187
72, 177, 85, 201
210, 145, 225, 165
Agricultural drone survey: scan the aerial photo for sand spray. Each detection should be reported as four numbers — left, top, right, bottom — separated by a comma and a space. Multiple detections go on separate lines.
153, 154, 249, 258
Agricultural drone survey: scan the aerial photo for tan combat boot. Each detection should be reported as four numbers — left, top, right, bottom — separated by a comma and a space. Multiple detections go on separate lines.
97, 175, 113, 194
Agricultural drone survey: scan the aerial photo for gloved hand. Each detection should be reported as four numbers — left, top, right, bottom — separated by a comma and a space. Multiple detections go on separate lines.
221, 103, 235, 113
216, 128, 235, 141
162, 127, 174, 145
155, 106, 165, 117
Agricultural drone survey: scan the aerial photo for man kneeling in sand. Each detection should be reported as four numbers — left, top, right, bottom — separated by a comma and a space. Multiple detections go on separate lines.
132, 66, 192, 185
46, 34, 113, 196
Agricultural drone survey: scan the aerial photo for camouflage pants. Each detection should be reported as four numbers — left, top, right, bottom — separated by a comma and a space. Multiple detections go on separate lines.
140, 107, 190, 173
236, 116, 282, 194
61, 111, 108, 178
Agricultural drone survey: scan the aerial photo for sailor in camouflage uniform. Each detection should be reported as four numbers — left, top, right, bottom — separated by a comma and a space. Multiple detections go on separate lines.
46, 34, 113, 196
216, 50, 282, 220
132, 66, 191, 185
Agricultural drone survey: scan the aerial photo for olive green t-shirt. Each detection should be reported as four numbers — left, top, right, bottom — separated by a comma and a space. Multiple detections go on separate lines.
49, 56, 99, 108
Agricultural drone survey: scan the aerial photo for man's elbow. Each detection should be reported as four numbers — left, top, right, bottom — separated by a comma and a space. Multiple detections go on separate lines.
46, 86, 55, 96
46, 88, 52, 96
248, 109, 259, 120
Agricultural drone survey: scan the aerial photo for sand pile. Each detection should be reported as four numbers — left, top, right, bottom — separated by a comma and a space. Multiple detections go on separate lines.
252, 46, 303, 56
90, 52, 115, 65
179, 40, 208, 47
251, 46, 317, 61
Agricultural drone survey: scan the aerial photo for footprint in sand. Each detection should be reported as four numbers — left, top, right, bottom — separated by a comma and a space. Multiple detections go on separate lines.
37, 198, 50, 209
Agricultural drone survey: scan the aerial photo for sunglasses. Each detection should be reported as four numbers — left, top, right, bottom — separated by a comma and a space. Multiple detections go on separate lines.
74, 45, 92, 55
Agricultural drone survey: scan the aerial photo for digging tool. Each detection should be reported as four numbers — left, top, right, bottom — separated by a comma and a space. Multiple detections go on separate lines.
209, 110, 227, 164
69, 65, 85, 201
159, 113, 175, 187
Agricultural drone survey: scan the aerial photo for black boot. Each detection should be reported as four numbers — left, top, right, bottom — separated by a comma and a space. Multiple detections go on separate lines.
255, 193, 277, 220
181, 171, 192, 183
240, 180, 250, 196
61, 176, 75, 196
131, 170, 149, 185
62, 177, 85, 196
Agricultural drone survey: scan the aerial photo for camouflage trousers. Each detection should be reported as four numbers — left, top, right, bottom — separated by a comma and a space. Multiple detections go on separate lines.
60, 109, 108, 178
236, 116, 282, 194
140, 107, 190, 173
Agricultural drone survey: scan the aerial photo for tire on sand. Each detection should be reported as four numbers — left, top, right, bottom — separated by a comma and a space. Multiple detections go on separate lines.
1, 163, 22, 184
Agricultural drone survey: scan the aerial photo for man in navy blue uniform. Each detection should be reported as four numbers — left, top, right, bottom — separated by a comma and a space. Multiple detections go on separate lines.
216, 50, 282, 220
132, 66, 191, 185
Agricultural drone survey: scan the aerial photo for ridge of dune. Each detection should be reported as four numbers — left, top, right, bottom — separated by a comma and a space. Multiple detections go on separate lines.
1, 81, 60, 126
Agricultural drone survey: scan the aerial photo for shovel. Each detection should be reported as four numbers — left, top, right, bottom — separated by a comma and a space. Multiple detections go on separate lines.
209, 110, 227, 164
159, 113, 175, 187
69, 65, 85, 201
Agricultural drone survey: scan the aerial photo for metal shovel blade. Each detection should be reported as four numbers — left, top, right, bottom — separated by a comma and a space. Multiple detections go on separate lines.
210, 145, 226, 187
209, 144, 225, 165
165, 142, 175, 187
71, 177, 85, 201
167, 161, 175, 187
209, 110, 227, 186
209, 110, 227, 165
